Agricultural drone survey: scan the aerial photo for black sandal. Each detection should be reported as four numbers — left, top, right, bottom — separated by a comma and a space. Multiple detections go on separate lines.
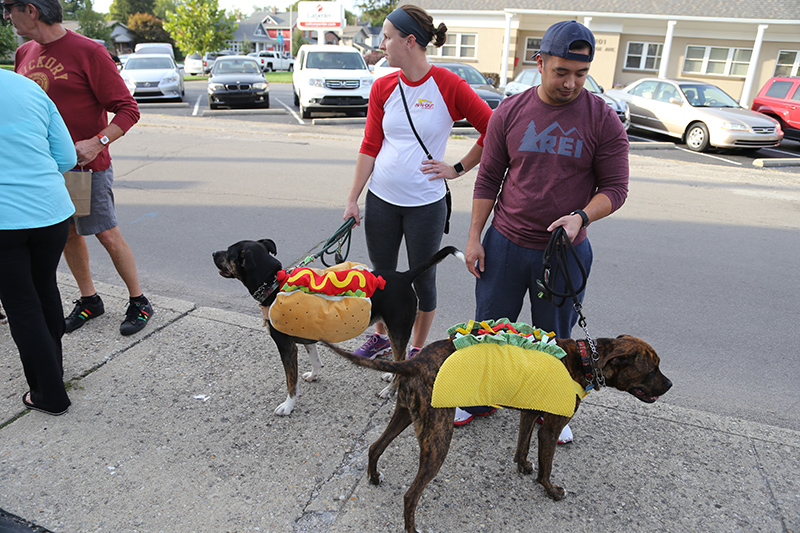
22, 392, 69, 416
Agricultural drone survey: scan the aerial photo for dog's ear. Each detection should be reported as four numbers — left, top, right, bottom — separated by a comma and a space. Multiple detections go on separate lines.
259, 239, 277, 256
241, 248, 259, 274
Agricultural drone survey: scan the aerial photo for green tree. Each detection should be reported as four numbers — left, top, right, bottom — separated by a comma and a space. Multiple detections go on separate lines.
1, 21, 18, 60
291, 27, 307, 57
153, 0, 179, 19
76, 0, 113, 43
109, 0, 155, 21
356, 0, 395, 26
128, 12, 171, 43
163, 0, 235, 55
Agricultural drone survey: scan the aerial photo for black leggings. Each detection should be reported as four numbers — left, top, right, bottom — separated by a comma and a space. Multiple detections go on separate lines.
0, 219, 71, 413
364, 191, 446, 312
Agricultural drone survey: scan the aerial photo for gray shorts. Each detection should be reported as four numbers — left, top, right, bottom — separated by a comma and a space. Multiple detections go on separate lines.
73, 166, 118, 236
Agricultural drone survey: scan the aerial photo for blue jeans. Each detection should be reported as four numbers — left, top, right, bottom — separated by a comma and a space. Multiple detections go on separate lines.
464, 226, 593, 416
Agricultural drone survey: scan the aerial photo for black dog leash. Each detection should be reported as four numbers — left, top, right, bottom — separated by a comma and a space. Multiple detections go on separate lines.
252, 217, 357, 306
290, 216, 357, 269
536, 226, 605, 390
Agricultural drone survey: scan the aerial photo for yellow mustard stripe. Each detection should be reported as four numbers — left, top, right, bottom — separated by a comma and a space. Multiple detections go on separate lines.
285, 269, 367, 291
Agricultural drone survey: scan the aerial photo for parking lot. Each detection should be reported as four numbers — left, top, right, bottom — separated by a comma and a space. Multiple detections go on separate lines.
139, 80, 800, 173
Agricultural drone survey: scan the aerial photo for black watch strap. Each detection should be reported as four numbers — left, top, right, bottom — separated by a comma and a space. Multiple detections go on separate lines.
570, 209, 589, 229
453, 161, 465, 175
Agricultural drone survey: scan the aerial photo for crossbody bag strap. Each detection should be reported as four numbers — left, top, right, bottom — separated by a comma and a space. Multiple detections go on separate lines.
397, 75, 433, 161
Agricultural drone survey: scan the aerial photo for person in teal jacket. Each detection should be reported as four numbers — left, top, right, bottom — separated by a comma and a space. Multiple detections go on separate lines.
0, 68, 77, 416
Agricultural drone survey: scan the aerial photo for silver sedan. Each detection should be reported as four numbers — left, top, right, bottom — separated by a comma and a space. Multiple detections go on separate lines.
120, 54, 184, 102
607, 77, 783, 151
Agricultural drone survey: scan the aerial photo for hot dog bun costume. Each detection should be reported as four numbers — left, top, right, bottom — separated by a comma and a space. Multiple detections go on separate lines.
431, 319, 587, 417
267, 262, 385, 343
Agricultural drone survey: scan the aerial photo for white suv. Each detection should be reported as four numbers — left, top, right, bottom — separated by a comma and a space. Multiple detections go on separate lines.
292, 44, 372, 119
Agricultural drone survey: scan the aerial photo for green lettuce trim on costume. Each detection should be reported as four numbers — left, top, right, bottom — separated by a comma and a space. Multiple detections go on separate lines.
447, 318, 567, 359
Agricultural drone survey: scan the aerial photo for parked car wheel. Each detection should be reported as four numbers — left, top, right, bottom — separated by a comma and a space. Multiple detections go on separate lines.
301, 102, 311, 119
293, 86, 299, 106
265, 63, 273, 72
288, 64, 293, 72
262, 95, 270, 109
685, 122, 710, 152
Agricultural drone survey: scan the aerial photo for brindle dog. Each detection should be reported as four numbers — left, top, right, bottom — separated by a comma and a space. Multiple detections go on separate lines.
325, 335, 672, 533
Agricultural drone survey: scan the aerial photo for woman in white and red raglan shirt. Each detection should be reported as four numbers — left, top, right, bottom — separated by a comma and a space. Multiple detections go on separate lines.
344, 5, 492, 360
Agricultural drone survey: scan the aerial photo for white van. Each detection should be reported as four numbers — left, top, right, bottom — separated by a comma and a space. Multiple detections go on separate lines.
291, 44, 372, 119
134, 42, 174, 59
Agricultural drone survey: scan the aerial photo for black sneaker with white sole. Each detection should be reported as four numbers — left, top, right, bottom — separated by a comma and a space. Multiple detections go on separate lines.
64, 296, 105, 333
119, 299, 153, 336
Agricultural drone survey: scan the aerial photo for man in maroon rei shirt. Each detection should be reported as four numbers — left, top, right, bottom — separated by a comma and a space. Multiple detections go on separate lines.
460, 21, 630, 441
6, 0, 154, 336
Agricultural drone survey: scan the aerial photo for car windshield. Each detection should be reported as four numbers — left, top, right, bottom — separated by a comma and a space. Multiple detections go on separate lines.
212, 60, 262, 75
679, 84, 740, 108
440, 64, 487, 85
584, 75, 602, 94
306, 52, 366, 70
126, 57, 174, 70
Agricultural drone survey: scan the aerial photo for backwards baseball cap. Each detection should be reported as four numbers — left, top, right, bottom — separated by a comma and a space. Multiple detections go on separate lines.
538, 20, 595, 62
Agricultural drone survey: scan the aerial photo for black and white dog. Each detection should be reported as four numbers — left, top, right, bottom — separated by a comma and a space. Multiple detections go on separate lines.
213, 239, 463, 415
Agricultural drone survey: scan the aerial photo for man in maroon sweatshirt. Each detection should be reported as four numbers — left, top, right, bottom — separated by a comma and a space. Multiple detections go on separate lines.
7, 0, 154, 336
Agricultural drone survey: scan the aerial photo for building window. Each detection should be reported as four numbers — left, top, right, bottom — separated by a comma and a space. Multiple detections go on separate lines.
625, 42, 663, 71
775, 50, 800, 76
683, 45, 752, 77
427, 33, 477, 59
523, 37, 541, 64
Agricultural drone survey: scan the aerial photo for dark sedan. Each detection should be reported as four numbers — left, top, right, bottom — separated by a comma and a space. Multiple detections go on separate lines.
430, 61, 503, 126
207, 56, 269, 110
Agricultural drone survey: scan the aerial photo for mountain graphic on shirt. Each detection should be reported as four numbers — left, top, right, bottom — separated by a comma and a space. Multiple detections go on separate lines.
519, 120, 584, 158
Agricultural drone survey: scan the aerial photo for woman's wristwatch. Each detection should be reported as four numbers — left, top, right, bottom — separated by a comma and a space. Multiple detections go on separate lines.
453, 161, 465, 175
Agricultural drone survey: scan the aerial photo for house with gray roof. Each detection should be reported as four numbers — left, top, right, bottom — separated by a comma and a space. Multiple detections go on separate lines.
403, 0, 800, 106
228, 11, 299, 55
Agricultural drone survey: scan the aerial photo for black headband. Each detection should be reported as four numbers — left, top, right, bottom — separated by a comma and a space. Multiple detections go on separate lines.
386, 8, 431, 47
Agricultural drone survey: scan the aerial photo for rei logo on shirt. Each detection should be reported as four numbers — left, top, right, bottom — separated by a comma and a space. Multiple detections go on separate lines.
519, 120, 584, 158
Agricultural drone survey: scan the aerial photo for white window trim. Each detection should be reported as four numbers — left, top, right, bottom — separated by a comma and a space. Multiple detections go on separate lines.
624, 41, 663, 71
682, 45, 752, 77
427, 32, 478, 60
523, 37, 541, 65
775, 50, 800, 77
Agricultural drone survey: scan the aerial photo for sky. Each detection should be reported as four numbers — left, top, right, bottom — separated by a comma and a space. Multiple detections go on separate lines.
90, 0, 361, 17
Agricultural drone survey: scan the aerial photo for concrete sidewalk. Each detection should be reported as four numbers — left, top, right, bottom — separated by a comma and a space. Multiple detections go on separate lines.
1, 276, 798, 532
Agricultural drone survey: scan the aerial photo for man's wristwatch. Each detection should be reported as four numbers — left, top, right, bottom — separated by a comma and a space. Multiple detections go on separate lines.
453, 161, 465, 175
96, 134, 110, 146
570, 209, 589, 229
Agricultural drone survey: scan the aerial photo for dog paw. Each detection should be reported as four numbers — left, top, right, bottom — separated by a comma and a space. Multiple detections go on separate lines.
381, 372, 393, 383
274, 396, 295, 416
517, 461, 533, 475
302, 371, 318, 382
543, 483, 566, 501
369, 472, 384, 485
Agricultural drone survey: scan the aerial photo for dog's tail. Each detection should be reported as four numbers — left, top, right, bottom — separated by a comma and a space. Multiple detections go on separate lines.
405, 246, 465, 283
322, 342, 419, 376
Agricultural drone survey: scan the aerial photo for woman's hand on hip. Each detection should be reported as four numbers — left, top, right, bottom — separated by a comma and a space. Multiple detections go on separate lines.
421, 159, 458, 181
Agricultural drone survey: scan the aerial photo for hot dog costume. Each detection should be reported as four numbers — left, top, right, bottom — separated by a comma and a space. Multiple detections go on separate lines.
431, 319, 587, 417
267, 262, 385, 343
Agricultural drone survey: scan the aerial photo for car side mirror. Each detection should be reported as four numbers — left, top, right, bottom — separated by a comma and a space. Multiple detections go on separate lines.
598, 85, 605, 93
669, 97, 682, 105
486, 77, 495, 86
